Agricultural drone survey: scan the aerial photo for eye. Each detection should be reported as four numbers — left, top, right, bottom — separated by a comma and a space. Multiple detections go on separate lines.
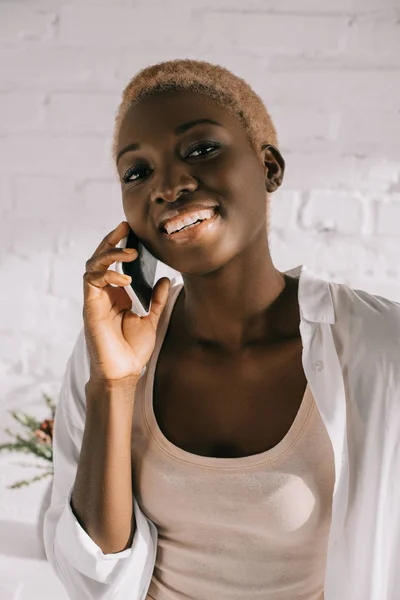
122, 165, 148, 184
186, 142, 220, 158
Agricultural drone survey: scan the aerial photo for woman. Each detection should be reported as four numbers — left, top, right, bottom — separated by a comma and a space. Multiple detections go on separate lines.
43, 60, 400, 600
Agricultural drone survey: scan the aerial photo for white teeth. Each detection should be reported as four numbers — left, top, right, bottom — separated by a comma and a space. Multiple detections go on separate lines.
164, 208, 215, 235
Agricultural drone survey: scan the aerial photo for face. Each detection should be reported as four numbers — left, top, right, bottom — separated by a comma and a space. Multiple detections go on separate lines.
115, 90, 284, 275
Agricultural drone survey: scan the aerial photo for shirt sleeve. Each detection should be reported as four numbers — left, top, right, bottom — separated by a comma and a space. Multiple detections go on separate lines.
42, 327, 157, 600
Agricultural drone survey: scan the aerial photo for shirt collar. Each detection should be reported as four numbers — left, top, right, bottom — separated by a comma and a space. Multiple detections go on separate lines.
283, 264, 336, 325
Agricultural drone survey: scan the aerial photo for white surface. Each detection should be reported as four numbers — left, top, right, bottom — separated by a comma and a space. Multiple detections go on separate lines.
0, 582, 23, 600
0, 409, 69, 599
0, 556, 68, 600
0, 480, 68, 600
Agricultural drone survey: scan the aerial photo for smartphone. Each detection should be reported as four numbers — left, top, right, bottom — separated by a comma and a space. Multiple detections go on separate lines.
113, 227, 182, 317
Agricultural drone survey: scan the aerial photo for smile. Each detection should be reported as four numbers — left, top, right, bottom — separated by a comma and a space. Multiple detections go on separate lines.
161, 207, 221, 244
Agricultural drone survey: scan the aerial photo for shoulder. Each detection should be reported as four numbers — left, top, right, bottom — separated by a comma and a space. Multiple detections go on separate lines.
330, 280, 400, 367
333, 280, 400, 331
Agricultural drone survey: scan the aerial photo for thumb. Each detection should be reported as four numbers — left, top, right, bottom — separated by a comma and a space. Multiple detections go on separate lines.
147, 277, 171, 329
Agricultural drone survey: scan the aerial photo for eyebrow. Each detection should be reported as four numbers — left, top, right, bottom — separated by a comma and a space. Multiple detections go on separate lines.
116, 118, 223, 165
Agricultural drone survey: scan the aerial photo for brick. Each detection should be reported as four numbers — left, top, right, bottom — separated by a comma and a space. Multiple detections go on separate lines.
11, 175, 124, 264
45, 92, 120, 133
0, 333, 26, 374
49, 254, 84, 302
58, 5, 200, 47
0, 291, 82, 339
51, 0, 398, 10
0, 373, 37, 411
0, 252, 51, 298
312, 237, 367, 276
0, 135, 113, 176
66, 0, 272, 7
0, 333, 78, 382
41, 179, 125, 261
357, 236, 400, 277
55, 223, 116, 262
117, 48, 265, 94
375, 194, 400, 236
270, 107, 341, 151
337, 110, 400, 160
258, 70, 400, 111
45, 339, 80, 380
344, 16, 400, 67
0, 214, 63, 258
269, 190, 302, 231
271, 227, 400, 287
0, 46, 122, 92
0, 93, 45, 133
269, 228, 326, 274
368, 161, 400, 193
0, 3, 57, 43
300, 190, 364, 235
13, 176, 83, 223
59, 0, 145, 4
313, 237, 400, 281
317, 239, 369, 277
0, 176, 13, 216
248, 0, 399, 11
282, 153, 400, 192
82, 179, 125, 225
201, 12, 345, 56
54, 227, 104, 260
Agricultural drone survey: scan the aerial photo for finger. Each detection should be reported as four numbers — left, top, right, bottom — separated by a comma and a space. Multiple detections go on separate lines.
91, 221, 131, 259
146, 277, 171, 329
86, 247, 137, 273
109, 286, 133, 314
83, 269, 132, 303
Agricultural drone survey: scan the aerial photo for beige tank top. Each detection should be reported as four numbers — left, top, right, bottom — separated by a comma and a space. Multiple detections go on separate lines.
131, 283, 335, 600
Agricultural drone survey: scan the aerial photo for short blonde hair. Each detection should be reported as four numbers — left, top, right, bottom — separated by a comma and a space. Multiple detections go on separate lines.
112, 58, 278, 163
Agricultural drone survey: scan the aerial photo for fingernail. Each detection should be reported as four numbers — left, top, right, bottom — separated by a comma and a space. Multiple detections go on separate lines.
123, 248, 135, 253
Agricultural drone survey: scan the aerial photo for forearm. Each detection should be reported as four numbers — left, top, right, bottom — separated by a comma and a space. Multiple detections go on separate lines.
71, 377, 138, 554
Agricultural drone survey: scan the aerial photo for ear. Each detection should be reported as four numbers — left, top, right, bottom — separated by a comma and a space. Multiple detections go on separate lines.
261, 144, 285, 193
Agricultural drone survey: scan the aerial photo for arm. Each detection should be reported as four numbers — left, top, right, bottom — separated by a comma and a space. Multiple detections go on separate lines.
43, 328, 157, 600
71, 376, 137, 555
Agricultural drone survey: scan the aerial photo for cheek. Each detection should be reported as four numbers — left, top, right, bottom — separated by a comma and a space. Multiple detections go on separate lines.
121, 192, 158, 248
202, 153, 249, 195
121, 195, 146, 239
218, 153, 264, 201
121, 191, 145, 221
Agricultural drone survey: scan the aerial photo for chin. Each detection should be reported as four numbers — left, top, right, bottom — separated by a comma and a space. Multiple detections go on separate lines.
173, 247, 241, 278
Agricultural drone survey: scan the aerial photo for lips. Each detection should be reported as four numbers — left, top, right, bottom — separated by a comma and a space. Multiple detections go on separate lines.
158, 203, 219, 232
161, 207, 221, 243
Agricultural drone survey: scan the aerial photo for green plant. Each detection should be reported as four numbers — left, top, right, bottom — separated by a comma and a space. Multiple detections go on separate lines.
0, 394, 56, 489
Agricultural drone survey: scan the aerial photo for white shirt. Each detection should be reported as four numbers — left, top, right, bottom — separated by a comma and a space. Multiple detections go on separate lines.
43, 264, 400, 600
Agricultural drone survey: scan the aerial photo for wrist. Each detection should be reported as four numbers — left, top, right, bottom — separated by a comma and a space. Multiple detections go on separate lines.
85, 375, 140, 408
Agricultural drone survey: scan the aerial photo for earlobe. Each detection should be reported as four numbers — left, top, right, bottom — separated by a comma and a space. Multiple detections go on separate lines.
262, 144, 285, 193
265, 174, 281, 193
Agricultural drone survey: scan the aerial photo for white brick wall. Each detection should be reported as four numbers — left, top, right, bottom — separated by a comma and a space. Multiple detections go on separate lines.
0, 1, 399, 593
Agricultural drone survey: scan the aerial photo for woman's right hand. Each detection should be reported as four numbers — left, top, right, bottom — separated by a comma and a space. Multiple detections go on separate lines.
83, 221, 171, 385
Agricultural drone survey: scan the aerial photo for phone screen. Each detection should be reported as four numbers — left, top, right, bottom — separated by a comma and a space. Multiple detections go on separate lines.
121, 228, 158, 312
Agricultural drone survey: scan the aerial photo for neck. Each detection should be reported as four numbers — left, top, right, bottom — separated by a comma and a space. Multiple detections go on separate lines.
177, 238, 298, 354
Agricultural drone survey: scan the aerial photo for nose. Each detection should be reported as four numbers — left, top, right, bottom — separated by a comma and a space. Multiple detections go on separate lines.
150, 160, 198, 204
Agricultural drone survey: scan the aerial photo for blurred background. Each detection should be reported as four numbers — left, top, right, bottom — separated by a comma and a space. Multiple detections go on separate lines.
0, 0, 399, 598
